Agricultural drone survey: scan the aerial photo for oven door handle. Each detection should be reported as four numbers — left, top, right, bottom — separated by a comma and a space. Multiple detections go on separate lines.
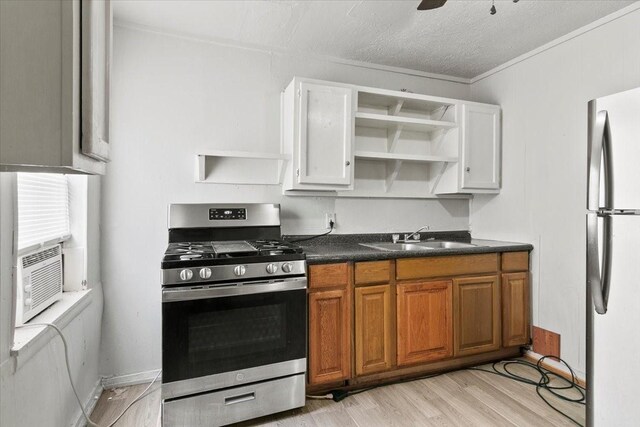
162, 277, 307, 302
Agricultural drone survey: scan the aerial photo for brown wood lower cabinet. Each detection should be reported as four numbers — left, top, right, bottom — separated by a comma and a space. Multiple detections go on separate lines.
502, 272, 529, 347
307, 252, 530, 391
354, 284, 395, 375
396, 280, 453, 366
308, 289, 351, 385
453, 275, 501, 357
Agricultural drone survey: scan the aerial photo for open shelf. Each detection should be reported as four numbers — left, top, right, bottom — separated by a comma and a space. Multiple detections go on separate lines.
355, 151, 457, 164
355, 112, 456, 133
357, 88, 457, 114
197, 150, 288, 160
195, 151, 289, 184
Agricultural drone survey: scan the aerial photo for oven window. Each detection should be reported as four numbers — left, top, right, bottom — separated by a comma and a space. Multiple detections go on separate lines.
187, 304, 287, 359
163, 288, 306, 383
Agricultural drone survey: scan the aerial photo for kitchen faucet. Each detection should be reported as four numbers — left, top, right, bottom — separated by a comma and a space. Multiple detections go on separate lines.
393, 225, 430, 243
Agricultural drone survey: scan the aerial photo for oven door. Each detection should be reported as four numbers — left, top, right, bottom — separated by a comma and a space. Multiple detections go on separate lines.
161, 277, 307, 400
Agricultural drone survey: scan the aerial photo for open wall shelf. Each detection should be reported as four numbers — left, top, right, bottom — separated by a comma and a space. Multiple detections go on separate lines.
195, 151, 289, 184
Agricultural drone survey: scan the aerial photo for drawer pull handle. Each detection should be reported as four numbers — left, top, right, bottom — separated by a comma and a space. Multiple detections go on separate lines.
225, 392, 256, 405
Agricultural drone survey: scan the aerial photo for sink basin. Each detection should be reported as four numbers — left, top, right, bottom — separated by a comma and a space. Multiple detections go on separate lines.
415, 241, 477, 249
359, 241, 477, 251
359, 242, 434, 251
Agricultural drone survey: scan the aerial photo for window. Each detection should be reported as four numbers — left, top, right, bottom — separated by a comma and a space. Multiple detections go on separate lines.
17, 173, 71, 252
11, 173, 93, 350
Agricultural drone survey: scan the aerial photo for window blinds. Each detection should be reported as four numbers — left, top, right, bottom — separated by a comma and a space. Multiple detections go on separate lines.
17, 173, 71, 250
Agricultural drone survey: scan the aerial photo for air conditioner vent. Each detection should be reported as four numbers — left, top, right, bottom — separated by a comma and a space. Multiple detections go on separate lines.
16, 244, 63, 325
30, 262, 63, 307
22, 246, 61, 269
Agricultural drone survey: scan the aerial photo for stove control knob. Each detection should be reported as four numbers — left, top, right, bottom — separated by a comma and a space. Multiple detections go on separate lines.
281, 262, 294, 273
233, 265, 246, 277
179, 269, 193, 281
266, 263, 278, 274
199, 268, 212, 280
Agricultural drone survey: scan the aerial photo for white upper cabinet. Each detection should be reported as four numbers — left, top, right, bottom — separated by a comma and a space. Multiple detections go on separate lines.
282, 77, 502, 197
0, 0, 110, 175
282, 78, 355, 191
298, 82, 353, 186
81, 0, 112, 163
460, 103, 501, 191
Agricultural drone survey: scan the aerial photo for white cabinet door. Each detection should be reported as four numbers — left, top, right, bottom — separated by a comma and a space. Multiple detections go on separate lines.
461, 103, 501, 190
0, 0, 106, 174
298, 82, 353, 186
81, 0, 111, 162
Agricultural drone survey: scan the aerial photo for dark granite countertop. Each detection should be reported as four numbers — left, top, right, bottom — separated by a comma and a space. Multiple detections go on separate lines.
282, 231, 533, 265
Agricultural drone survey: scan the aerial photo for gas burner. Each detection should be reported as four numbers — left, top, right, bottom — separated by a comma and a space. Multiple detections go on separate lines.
162, 237, 304, 270
263, 250, 284, 256
174, 248, 205, 254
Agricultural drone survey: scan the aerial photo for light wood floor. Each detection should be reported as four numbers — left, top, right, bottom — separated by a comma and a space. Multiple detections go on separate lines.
90, 363, 585, 427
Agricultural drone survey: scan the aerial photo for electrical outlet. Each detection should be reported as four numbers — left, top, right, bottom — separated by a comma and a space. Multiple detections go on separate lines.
325, 213, 336, 230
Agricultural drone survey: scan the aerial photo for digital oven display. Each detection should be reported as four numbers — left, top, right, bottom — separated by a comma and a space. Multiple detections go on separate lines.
209, 208, 246, 220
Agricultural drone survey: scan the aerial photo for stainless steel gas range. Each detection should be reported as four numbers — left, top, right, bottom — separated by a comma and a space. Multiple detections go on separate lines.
161, 203, 307, 427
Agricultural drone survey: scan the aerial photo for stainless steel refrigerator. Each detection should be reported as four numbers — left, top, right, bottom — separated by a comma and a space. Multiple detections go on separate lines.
586, 86, 640, 426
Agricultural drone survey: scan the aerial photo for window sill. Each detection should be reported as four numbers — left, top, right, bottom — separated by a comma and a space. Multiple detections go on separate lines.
9, 289, 94, 372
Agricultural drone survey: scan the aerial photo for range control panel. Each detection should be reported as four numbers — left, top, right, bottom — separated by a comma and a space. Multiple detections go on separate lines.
209, 208, 247, 220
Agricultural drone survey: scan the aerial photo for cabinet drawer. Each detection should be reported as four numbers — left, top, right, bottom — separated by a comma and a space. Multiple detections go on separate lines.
396, 254, 498, 281
309, 263, 349, 290
501, 252, 529, 272
355, 260, 392, 285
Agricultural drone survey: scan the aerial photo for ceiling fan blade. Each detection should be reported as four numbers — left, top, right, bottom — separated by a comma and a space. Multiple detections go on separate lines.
417, 0, 447, 10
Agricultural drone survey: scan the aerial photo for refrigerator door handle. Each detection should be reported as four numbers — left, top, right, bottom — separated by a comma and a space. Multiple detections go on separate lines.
587, 213, 613, 315
587, 109, 613, 211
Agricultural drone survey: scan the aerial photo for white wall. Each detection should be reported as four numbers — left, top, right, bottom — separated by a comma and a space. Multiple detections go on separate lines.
469, 7, 640, 376
0, 173, 103, 427
100, 25, 471, 377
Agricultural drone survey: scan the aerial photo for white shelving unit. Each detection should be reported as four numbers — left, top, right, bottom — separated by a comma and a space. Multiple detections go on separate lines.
353, 86, 459, 195
279, 77, 501, 198
195, 151, 289, 184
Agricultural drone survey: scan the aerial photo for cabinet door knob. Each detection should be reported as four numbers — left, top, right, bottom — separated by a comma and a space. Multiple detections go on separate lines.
466, 167, 471, 172
345, 161, 351, 166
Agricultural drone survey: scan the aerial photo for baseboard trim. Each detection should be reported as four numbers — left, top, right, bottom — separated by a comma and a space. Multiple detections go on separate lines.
74, 378, 103, 427
523, 350, 586, 388
101, 369, 162, 389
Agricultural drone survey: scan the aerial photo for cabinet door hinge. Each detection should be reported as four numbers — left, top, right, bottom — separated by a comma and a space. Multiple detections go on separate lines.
296, 168, 300, 177
297, 89, 301, 97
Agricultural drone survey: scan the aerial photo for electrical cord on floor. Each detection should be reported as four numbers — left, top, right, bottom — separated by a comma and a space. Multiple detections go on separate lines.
468, 356, 585, 427
287, 220, 334, 243
104, 369, 162, 427
15, 323, 162, 427
307, 371, 445, 402
308, 355, 585, 426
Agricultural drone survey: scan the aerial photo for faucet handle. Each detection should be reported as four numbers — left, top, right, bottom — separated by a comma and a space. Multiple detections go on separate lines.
392, 234, 400, 243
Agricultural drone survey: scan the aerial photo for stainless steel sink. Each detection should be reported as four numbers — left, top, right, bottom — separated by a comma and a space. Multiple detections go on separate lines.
415, 241, 477, 249
359, 241, 477, 251
360, 242, 434, 251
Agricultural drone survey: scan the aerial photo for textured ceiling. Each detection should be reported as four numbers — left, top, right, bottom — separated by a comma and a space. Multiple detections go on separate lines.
113, 0, 635, 79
